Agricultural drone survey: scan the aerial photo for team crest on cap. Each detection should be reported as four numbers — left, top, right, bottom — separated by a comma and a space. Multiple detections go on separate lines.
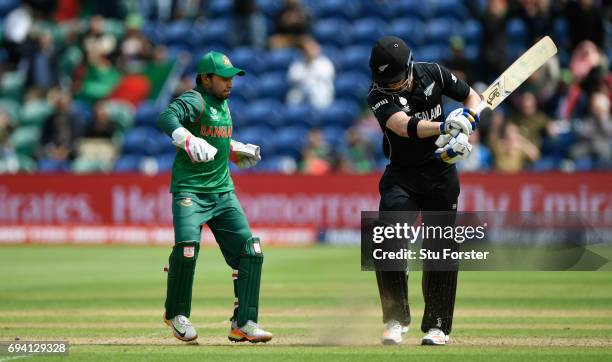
222, 55, 231, 66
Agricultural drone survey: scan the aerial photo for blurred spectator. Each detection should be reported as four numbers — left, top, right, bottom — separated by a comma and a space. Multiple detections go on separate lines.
139, 0, 203, 22
508, 92, 552, 147
38, 91, 81, 163
117, 14, 154, 73
232, 0, 267, 49
84, 102, 116, 138
564, 0, 605, 51
82, 15, 117, 65
443, 36, 474, 84
489, 112, 540, 172
570, 93, 612, 168
338, 128, 375, 174
268, 0, 311, 49
23, 30, 61, 92
517, 0, 556, 45
286, 37, 335, 109
0, 111, 15, 147
523, 53, 561, 108
300, 129, 332, 175
1, 4, 33, 68
457, 131, 493, 172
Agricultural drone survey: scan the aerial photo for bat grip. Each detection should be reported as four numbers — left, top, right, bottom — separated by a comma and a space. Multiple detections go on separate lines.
473, 100, 488, 115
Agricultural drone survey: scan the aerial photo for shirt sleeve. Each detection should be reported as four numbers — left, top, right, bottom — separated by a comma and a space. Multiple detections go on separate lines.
157, 91, 204, 136
367, 90, 402, 128
436, 64, 470, 102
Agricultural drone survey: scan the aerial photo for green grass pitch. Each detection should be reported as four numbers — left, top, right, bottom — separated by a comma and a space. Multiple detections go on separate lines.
1, 245, 611, 361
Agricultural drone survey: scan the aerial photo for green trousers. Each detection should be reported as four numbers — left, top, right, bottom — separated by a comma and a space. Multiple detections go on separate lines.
165, 190, 264, 326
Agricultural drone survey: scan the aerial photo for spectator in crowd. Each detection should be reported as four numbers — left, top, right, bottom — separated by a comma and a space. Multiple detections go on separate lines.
338, 127, 375, 174
300, 129, 332, 175
232, 0, 267, 49
457, 131, 492, 172
82, 15, 117, 65
117, 14, 154, 73
508, 92, 552, 147
38, 91, 81, 164
443, 36, 474, 84
84, 102, 116, 139
1, 3, 33, 68
286, 37, 335, 109
268, 0, 311, 49
0, 110, 14, 148
571, 92, 612, 168
23, 30, 61, 92
564, 0, 606, 51
517, 0, 556, 45
489, 112, 540, 172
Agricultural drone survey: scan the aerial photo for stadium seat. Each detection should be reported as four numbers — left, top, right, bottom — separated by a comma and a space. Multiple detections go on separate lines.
313, 19, 352, 48
334, 71, 371, 104
319, 99, 360, 129
273, 126, 309, 160
282, 103, 318, 128
241, 98, 284, 128
462, 19, 482, 43
254, 155, 298, 173
156, 153, 175, 172
430, 0, 467, 21
310, 0, 361, 20
349, 18, 388, 46
337, 45, 371, 74
113, 155, 143, 172
208, 0, 233, 18
359, 0, 395, 19
121, 127, 164, 156
0, 0, 19, 18
230, 47, 265, 75
200, 19, 234, 48
232, 125, 275, 155
72, 157, 112, 173
0, 98, 19, 122
19, 100, 54, 127
257, 72, 289, 102
506, 18, 528, 46
321, 126, 347, 151
263, 48, 300, 73
134, 101, 161, 128
156, 132, 176, 155
390, 0, 430, 21
425, 19, 460, 45
230, 74, 259, 102
417, 45, 449, 62
9, 126, 41, 157
552, 19, 569, 49
160, 20, 192, 47
257, 0, 282, 17
388, 20, 425, 48
37, 158, 70, 173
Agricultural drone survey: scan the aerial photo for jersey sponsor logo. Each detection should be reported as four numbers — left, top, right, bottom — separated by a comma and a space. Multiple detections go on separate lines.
178, 198, 193, 207
413, 104, 442, 120
200, 125, 233, 138
424, 82, 435, 99
371, 98, 389, 112
183, 246, 195, 258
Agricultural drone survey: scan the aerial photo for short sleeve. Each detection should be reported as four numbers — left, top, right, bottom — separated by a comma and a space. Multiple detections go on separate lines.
436, 64, 470, 102
367, 90, 402, 128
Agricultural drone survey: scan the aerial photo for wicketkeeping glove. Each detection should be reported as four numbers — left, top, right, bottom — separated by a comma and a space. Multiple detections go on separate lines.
171, 127, 217, 162
434, 132, 473, 164
229, 140, 261, 168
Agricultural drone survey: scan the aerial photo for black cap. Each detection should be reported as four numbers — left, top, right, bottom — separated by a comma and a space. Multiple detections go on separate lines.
369, 36, 412, 84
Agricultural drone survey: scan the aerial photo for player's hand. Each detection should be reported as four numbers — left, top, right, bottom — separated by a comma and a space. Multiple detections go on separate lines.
171, 127, 217, 162
434, 133, 472, 164
230, 140, 261, 168
440, 108, 479, 136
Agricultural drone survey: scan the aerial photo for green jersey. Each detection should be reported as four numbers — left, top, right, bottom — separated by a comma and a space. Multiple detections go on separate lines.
157, 85, 234, 194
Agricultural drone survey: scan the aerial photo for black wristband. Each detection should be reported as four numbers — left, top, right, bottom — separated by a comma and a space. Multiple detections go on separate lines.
407, 117, 421, 138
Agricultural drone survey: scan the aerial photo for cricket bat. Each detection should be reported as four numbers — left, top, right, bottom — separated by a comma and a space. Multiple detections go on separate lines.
474, 36, 558, 114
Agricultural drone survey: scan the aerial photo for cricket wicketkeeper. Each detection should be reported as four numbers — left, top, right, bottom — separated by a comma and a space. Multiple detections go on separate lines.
367, 36, 482, 345
157, 51, 272, 343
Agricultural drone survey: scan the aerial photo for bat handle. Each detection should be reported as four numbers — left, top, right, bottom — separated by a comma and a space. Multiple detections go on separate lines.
473, 100, 488, 115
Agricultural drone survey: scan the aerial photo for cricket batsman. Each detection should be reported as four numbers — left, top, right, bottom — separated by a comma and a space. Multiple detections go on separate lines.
157, 51, 272, 343
367, 36, 481, 345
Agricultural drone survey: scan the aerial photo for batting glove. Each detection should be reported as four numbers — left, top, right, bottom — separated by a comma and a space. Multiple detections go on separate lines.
434, 132, 473, 164
171, 127, 217, 163
229, 140, 261, 168
439, 107, 479, 136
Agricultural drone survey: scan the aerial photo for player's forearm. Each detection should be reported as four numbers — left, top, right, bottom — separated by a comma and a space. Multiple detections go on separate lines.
417, 121, 443, 138
463, 88, 482, 110
157, 108, 183, 136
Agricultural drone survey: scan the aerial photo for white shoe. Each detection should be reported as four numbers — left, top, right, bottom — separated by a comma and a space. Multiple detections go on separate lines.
381, 320, 406, 345
164, 314, 198, 342
228, 320, 273, 343
421, 328, 449, 345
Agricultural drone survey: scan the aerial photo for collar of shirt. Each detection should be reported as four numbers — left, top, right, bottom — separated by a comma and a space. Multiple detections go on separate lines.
194, 85, 224, 107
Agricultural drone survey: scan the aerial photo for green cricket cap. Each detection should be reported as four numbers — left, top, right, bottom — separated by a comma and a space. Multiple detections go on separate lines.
197, 51, 245, 77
